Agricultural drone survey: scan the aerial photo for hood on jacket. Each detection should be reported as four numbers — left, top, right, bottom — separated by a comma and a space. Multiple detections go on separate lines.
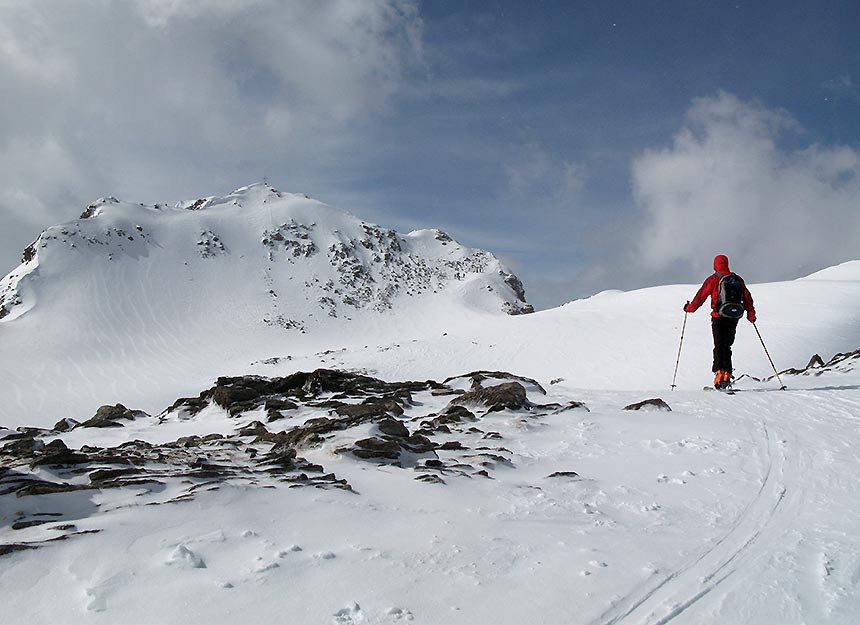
714, 254, 730, 275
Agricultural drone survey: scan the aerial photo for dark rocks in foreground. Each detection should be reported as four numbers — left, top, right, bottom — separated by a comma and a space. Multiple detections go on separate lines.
623, 398, 671, 412
79, 404, 149, 428
171, 368, 444, 419
451, 382, 529, 413
1, 368, 594, 556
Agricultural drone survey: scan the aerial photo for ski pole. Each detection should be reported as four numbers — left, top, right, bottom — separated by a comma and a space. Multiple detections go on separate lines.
752, 321, 786, 390
670, 304, 689, 390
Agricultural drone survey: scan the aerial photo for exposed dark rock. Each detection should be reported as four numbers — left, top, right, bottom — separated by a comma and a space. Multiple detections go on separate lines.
0, 366, 618, 556
238, 421, 269, 437
2, 436, 45, 456
771, 349, 860, 378
441, 405, 477, 421
167, 395, 210, 417
377, 418, 409, 438
44, 439, 68, 451
22, 241, 38, 263
88, 468, 145, 483
3, 427, 50, 440
430, 388, 464, 396
335, 399, 404, 418
400, 434, 436, 454
29, 447, 89, 468
443, 371, 546, 395
463, 452, 513, 468
213, 382, 264, 410
265, 398, 298, 421
502, 272, 528, 303
623, 398, 671, 412
198, 370, 443, 419
553, 401, 590, 413
421, 424, 450, 434
16, 481, 94, 497
12, 519, 54, 530
415, 474, 445, 484
806, 354, 825, 369
257, 449, 299, 474
262, 425, 327, 451
308, 399, 349, 409
0, 544, 39, 557
52, 418, 80, 432
173, 436, 204, 448
451, 382, 529, 412
79, 404, 144, 428
349, 437, 402, 461
546, 471, 580, 479
420, 405, 476, 432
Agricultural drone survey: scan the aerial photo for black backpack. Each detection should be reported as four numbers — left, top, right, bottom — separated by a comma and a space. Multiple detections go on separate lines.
717, 273, 745, 319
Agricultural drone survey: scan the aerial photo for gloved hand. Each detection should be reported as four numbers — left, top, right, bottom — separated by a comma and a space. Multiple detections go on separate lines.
748, 313, 756, 323
683, 301, 694, 313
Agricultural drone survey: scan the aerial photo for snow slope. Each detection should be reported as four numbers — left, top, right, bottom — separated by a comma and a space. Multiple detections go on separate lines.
1, 185, 860, 624
0, 184, 532, 426
2, 189, 859, 427
3, 357, 860, 625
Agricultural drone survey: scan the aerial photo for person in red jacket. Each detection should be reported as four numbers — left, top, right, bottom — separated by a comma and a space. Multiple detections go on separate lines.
684, 254, 756, 389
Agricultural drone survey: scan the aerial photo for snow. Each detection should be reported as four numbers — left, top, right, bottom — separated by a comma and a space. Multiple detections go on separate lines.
1, 185, 860, 624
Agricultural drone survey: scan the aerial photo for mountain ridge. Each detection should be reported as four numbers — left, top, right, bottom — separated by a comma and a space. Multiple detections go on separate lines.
0, 183, 533, 324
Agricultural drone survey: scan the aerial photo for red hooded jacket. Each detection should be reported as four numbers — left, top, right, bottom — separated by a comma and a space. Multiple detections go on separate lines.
685, 255, 756, 321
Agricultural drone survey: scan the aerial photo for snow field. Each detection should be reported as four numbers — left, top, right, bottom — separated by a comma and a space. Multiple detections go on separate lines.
5, 373, 860, 624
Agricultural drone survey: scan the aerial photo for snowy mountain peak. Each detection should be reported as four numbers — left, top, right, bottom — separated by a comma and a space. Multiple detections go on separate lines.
0, 185, 533, 325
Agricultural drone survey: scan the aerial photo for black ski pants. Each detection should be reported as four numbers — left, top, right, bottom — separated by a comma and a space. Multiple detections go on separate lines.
711, 316, 739, 373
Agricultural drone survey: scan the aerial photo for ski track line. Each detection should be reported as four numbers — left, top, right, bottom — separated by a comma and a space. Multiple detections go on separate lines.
589, 417, 790, 625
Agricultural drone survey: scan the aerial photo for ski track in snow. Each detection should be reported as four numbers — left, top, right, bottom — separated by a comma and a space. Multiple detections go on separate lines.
589, 388, 860, 625
587, 414, 786, 625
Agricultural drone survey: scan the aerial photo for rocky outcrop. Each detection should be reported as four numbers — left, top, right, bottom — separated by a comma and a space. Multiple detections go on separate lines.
777, 349, 860, 377
79, 404, 147, 428
0, 367, 594, 557
443, 371, 546, 395
623, 398, 671, 412
450, 382, 529, 413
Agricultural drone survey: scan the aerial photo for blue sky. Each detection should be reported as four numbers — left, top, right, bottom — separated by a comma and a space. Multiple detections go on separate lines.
1, 1, 858, 308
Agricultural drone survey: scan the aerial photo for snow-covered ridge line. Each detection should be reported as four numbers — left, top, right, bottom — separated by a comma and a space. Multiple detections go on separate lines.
0, 182, 533, 323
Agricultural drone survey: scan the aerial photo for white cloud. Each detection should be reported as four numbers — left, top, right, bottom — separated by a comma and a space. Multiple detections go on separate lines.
632, 92, 860, 280
824, 74, 860, 103
0, 137, 104, 230
0, 0, 422, 272
505, 142, 586, 201
0, 5, 75, 86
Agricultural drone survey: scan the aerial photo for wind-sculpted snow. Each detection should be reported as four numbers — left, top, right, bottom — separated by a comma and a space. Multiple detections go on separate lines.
4, 363, 860, 624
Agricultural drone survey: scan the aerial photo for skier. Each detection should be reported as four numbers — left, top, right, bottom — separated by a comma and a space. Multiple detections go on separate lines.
683, 255, 756, 389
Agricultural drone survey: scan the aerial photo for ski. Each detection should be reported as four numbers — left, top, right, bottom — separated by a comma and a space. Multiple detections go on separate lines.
703, 386, 737, 394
